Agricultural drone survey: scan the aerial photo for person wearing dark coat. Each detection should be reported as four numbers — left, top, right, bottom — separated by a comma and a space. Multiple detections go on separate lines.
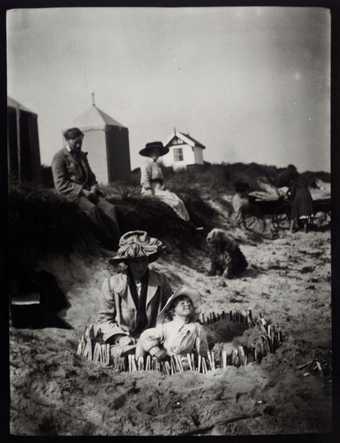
51, 127, 120, 249
206, 228, 248, 278
276, 165, 313, 233
288, 176, 313, 232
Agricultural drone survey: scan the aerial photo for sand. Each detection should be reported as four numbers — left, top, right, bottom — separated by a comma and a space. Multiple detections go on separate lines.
10, 229, 332, 435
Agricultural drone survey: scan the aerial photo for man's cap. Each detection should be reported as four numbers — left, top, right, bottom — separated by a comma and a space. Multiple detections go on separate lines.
63, 127, 84, 140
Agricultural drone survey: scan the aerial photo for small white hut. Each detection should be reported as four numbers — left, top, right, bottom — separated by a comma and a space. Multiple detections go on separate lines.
162, 130, 205, 169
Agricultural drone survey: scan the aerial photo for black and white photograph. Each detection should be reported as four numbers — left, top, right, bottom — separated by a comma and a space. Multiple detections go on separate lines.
7, 6, 332, 436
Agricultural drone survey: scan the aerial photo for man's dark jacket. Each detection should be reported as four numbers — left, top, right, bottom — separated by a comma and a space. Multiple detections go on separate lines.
51, 148, 97, 202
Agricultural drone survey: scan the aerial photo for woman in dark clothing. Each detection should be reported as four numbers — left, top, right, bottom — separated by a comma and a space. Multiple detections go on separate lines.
288, 176, 313, 233
276, 165, 313, 233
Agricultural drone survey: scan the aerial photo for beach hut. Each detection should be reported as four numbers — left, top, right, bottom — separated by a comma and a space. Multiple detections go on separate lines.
162, 129, 205, 170
7, 96, 41, 184
73, 96, 131, 183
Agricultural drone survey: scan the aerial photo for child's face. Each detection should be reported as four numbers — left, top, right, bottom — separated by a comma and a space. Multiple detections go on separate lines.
173, 296, 193, 319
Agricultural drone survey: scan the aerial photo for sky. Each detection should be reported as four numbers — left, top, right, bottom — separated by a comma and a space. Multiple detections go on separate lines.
7, 7, 330, 172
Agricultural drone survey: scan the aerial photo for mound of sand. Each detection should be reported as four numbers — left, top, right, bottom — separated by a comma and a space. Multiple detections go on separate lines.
10, 229, 332, 435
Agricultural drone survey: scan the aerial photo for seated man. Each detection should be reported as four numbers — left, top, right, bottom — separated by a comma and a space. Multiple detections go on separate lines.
51, 127, 120, 249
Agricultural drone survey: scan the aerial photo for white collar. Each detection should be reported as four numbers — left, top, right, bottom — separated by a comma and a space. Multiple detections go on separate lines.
171, 316, 189, 327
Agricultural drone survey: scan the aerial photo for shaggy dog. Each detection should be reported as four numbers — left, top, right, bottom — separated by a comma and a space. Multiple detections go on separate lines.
206, 228, 248, 278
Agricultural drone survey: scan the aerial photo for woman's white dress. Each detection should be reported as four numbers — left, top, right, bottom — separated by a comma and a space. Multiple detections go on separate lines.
140, 159, 190, 222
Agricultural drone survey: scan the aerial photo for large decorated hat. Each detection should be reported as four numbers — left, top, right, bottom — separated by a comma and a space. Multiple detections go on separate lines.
159, 286, 201, 320
139, 141, 169, 158
109, 230, 166, 264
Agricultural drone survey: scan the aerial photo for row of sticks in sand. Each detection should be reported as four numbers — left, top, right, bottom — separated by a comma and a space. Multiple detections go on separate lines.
199, 309, 257, 326
77, 309, 283, 374
199, 309, 283, 355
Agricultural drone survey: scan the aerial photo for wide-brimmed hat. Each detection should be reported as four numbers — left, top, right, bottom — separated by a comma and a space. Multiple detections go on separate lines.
109, 230, 166, 264
139, 141, 169, 158
63, 127, 84, 140
159, 286, 201, 320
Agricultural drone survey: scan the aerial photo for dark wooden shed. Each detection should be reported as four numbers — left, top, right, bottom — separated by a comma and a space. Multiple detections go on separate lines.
7, 96, 41, 185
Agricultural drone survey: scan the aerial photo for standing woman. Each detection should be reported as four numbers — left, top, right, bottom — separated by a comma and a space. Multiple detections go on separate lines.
139, 141, 190, 222
288, 175, 313, 233
277, 165, 313, 233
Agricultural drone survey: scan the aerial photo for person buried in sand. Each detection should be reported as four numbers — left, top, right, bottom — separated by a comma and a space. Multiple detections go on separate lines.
135, 286, 209, 361
88, 230, 172, 358
51, 127, 120, 250
206, 228, 248, 279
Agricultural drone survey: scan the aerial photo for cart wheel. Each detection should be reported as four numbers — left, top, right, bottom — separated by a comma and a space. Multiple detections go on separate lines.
313, 211, 331, 228
243, 214, 266, 233
272, 213, 290, 231
324, 211, 331, 227
327, 211, 332, 224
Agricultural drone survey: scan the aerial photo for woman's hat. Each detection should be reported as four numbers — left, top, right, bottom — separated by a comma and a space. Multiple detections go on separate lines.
159, 286, 201, 319
109, 230, 166, 264
139, 141, 169, 158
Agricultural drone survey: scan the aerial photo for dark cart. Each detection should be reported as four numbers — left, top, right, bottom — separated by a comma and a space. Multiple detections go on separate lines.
310, 198, 331, 227
242, 195, 330, 234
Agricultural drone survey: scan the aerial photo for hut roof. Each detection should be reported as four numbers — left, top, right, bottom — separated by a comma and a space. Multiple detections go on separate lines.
164, 130, 205, 150
8, 96, 37, 115
73, 104, 126, 130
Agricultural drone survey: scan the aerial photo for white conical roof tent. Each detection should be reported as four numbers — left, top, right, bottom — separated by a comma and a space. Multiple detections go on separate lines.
70, 93, 131, 183
74, 104, 126, 130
